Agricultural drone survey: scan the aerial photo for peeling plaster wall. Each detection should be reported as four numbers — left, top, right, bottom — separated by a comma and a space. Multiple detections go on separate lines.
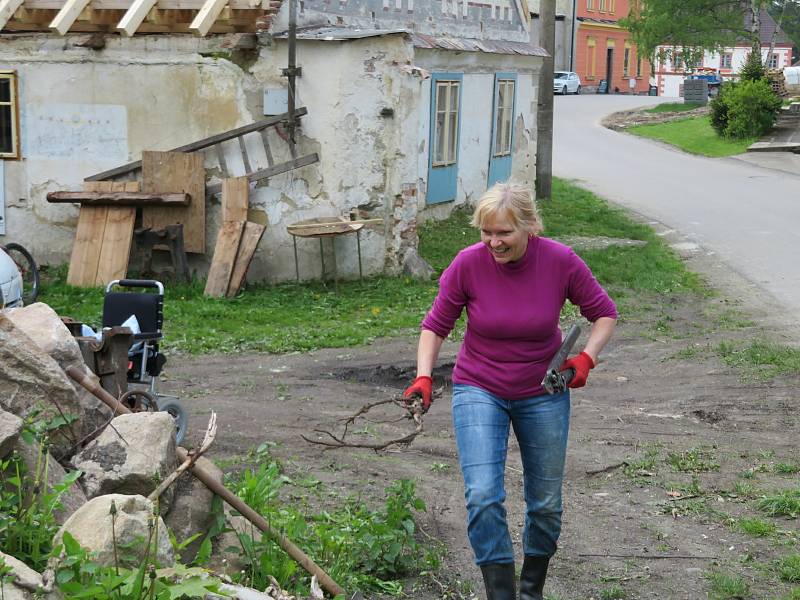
413, 49, 541, 223
0, 35, 254, 266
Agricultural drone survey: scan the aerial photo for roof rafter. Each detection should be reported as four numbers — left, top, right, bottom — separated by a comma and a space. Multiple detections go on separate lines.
188, 0, 226, 35
116, 0, 156, 35
49, 0, 91, 33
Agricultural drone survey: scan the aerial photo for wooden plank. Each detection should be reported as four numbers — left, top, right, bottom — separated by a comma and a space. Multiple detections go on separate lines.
142, 150, 206, 253
23, 0, 269, 8
116, 0, 156, 35
205, 153, 319, 195
67, 204, 108, 286
204, 220, 245, 297
188, 0, 226, 35
226, 221, 266, 297
0, 0, 25, 31
49, 0, 91, 34
47, 191, 190, 206
124, 181, 140, 192
94, 205, 136, 286
221, 177, 249, 222
84, 107, 308, 181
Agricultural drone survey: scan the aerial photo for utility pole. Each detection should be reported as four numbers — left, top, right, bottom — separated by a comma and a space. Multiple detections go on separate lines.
535, 0, 556, 202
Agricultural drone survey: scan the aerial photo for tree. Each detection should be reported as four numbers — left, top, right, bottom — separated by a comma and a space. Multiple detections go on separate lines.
621, 0, 765, 66
767, 0, 800, 62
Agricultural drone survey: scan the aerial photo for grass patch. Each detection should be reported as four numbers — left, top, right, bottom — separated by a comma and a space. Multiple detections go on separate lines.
628, 116, 756, 157
39, 178, 704, 355
735, 517, 777, 537
775, 463, 800, 475
778, 554, 800, 583
644, 102, 703, 113
666, 446, 720, 473
705, 571, 751, 600
758, 488, 800, 518
599, 584, 626, 599
717, 340, 800, 381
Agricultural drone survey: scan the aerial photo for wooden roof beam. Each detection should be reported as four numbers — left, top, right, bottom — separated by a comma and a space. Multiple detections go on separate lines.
116, 0, 156, 35
49, 0, 91, 33
188, 0, 225, 36
0, 0, 25, 30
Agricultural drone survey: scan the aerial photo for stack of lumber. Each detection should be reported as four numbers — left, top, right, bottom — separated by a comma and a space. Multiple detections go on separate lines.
767, 70, 788, 97
204, 177, 267, 298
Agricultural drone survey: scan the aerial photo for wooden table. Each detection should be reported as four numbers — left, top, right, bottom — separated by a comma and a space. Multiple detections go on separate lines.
286, 217, 364, 286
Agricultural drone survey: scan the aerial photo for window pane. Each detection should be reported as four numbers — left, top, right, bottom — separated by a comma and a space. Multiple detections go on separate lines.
506, 81, 515, 109
0, 105, 12, 154
494, 102, 503, 154
436, 82, 448, 112
447, 112, 458, 163
434, 110, 446, 164
449, 83, 459, 113
0, 79, 10, 103
502, 108, 511, 153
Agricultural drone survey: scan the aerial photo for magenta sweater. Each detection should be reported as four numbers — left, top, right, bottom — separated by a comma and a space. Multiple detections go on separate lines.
421, 236, 617, 399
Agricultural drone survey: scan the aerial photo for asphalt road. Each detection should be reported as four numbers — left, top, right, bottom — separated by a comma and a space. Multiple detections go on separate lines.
553, 94, 800, 321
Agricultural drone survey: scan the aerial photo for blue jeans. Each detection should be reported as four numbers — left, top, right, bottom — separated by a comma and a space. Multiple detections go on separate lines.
452, 383, 570, 566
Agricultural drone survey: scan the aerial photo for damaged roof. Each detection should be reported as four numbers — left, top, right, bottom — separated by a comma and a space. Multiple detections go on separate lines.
275, 25, 548, 57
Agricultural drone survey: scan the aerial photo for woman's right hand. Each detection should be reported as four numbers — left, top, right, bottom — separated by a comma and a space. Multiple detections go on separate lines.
403, 376, 433, 413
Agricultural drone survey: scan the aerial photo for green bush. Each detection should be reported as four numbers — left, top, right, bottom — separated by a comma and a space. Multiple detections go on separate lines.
709, 79, 781, 140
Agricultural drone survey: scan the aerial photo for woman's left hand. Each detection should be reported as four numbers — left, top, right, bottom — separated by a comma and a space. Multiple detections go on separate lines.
559, 351, 595, 388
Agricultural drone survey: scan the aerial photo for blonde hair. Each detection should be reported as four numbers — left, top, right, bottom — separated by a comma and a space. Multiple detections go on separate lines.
470, 182, 544, 235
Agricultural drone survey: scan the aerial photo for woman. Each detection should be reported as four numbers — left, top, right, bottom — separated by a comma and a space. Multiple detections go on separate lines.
403, 182, 617, 600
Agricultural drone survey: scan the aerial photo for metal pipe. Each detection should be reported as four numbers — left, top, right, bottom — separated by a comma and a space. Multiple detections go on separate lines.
286, 0, 298, 144
569, 0, 577, 72
65, 366, 344, 598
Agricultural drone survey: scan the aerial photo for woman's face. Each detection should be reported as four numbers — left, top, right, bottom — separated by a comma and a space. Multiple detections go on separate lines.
479, 210, 529, 263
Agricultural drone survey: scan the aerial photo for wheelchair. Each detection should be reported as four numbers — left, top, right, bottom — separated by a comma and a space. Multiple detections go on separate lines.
103, 279, 188, 444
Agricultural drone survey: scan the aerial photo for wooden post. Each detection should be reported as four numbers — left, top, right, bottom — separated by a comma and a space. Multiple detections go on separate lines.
535, 0, 556, 202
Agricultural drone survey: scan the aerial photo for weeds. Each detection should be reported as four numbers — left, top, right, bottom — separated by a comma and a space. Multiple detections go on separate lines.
735, 517, 777, 537
717, 340, 800, 381
666, 446, 720, 473
705, 570, 751, 599
759, 489, 800, 518
778, 554, 800, 583
599, 583, 626, 599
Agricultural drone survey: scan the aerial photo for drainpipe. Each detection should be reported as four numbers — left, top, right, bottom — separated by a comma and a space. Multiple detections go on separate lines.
569, 0, 577, 71
283, 0, 300, 145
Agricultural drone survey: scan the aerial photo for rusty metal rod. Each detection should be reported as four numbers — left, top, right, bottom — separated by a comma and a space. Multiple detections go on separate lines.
65, 366, 344, 598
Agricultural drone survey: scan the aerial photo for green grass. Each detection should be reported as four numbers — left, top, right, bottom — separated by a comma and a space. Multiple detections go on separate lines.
644, 102, 703, 113
39, 178, 704, 355
666, 446, 720, 473
758, 488, 800, 518
735, 517, 777, 537
778, 555, 800, 583
627, 116, 756, 157
706, 571, 751, 600
717, 340, 800, 381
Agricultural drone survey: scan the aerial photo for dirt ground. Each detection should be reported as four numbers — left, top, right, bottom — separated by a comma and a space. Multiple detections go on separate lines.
601, 105, 711, 131
161, 228, 800, 600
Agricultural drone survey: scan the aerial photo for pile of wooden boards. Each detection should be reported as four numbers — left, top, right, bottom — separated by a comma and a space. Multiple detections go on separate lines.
203, 176, 267, 298
62, 151, 205, 287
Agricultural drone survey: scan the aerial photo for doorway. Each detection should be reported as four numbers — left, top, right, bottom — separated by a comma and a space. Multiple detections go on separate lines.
605, 48, 614, 94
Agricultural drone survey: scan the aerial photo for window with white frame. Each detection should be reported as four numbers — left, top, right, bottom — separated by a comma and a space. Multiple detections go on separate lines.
768, 53, 779, 69
720, 53, 733, 69
493, 79, 515, 157
0, 71, 20, 159
432, 80, 460, 167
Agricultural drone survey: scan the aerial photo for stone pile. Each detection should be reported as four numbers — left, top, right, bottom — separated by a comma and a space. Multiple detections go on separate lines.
0, 302, 302, 600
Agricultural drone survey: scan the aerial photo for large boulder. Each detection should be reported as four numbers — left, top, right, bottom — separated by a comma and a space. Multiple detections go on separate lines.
73, 412, 177, 510
0, 407, 23, 458
3, 303, 107, 434
0, 315, 91, 456
13, 438, 86, 525
0, 551, 62, 600
54, 494, 174, 568
163, 456, 223, 563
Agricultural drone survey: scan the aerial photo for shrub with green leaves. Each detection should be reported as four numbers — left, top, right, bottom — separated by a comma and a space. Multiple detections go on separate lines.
710, 79, 781, 140
740, 49, 765, 83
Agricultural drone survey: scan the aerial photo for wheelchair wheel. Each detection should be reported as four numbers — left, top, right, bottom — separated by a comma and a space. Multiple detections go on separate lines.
119, 389, 158, 412
2, 243, 39, 305
158, 398, 188, 445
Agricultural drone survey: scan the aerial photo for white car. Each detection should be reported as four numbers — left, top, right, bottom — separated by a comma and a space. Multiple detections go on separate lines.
554, 71, 581, 95
0, 247, 24, 309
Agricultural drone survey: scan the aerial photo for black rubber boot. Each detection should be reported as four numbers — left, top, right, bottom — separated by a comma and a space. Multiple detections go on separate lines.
479, 563, 516, 600
519, 555, 550, 600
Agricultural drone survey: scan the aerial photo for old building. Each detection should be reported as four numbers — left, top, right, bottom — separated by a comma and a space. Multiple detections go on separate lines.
0, 0, 546, 284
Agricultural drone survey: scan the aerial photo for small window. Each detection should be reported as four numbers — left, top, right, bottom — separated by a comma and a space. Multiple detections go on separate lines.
599, 0, 606, 10
493, 79, 515, 157
587, 0, 594, 10
623, 44, 631, 77
588, 38, 597, 78
0, 71, 20, 159
720, 53, 733, 69
636, 55, 642, 77
768, 53, 779, 69
673, 53, 683, 70
432, 80, 460, 167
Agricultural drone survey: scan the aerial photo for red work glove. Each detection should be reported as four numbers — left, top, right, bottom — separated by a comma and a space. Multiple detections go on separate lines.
559, 352, 595, 389
403, 375, 433, 413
